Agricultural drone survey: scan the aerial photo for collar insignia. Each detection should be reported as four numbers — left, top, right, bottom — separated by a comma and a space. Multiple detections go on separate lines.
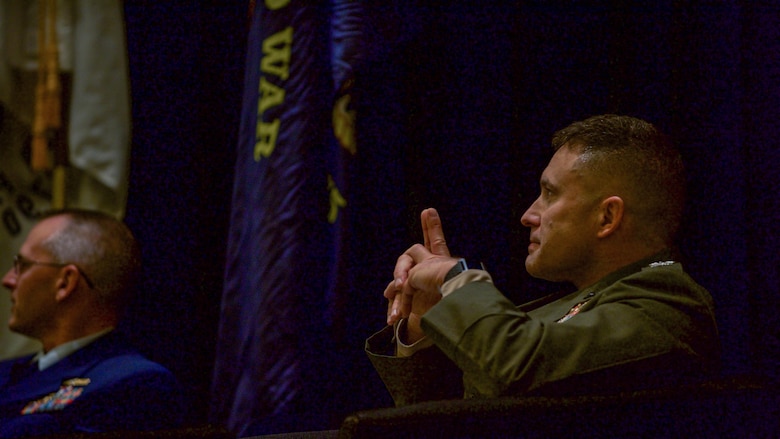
21, 378, 91, 415
556, 292, 596, 323
63, 377, 91, 386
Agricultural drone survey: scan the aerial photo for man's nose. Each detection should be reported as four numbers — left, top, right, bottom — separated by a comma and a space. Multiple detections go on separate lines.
2, 267, 16, 290
521, 198, 541, 228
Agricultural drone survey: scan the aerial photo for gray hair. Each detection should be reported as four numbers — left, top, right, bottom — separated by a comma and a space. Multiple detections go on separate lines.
39, 209, 141, 311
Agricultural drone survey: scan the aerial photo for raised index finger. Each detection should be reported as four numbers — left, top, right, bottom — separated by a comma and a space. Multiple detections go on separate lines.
422, 208, 450, 257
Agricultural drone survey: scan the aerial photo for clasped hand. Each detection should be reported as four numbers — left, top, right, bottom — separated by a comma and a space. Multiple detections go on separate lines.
385, 208, 458, 343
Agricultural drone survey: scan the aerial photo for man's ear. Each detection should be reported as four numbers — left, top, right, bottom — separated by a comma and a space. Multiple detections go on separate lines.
597, 196, 624, 238
55, 266, 80, 302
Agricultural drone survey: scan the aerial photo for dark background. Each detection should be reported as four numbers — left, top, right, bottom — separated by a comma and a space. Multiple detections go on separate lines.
120, 1, 778, 431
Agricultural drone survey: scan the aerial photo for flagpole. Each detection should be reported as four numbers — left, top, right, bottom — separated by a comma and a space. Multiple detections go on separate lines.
32, 0, 66, 209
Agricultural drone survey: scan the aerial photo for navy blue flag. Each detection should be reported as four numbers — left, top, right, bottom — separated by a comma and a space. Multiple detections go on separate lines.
210, 0, 361, 435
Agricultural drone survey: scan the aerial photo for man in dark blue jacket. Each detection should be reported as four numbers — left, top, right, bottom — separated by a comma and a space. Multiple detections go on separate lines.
0, 209, 182, 437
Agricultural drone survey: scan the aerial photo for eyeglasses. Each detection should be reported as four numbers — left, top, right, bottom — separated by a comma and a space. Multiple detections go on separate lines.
13, 254, 95, 289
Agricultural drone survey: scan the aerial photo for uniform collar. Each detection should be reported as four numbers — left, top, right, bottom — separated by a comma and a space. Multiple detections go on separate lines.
583, 248, 675, 294
34, 328, 115, 371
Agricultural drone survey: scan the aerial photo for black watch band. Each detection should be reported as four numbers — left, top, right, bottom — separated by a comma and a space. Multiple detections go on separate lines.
443, 258, 483, 283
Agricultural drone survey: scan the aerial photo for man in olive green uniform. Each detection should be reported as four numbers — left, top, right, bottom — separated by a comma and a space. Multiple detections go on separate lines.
368, 114, 720, 406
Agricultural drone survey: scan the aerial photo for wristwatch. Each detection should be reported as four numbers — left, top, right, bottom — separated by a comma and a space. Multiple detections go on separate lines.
443, 258, 484, 283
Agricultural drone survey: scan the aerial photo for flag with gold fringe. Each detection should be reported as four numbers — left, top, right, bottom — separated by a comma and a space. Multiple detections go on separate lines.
210, 0, 361, 435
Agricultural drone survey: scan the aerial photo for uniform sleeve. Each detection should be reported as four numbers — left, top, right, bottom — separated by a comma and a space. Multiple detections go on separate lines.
362, 270, 493, 406
365, 325, 463, 406
421, 266, 718, 398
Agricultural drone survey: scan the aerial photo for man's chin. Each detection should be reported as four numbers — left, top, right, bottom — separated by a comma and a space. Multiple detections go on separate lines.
525, 256, 554, 281
8, 321, 23, 334
525, 256, 540, 277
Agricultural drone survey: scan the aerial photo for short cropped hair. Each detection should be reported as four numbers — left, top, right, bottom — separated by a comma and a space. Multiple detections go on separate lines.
551, 114, 686, 245
39, 209, 142, 312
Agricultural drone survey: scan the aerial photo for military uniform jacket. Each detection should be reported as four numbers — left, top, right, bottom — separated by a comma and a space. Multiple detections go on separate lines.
366, 252, 720, 406
0, 331, 183, 437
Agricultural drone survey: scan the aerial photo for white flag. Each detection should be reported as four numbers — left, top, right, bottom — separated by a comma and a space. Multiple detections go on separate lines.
0, 0, 130, 359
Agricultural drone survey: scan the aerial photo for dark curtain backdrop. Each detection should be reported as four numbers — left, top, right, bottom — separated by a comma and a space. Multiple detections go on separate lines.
120, 0, 778, 430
